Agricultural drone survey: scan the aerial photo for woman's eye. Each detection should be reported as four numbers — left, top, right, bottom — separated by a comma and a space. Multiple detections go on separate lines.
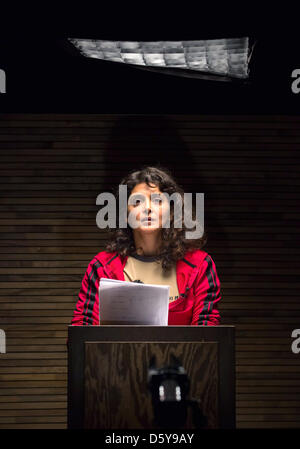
134, 198, 144, 206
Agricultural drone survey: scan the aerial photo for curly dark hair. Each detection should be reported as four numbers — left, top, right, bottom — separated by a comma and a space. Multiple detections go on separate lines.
105, 165, 207, 271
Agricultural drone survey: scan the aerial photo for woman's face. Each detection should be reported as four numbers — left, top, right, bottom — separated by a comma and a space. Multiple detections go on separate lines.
127, 182, 170, 233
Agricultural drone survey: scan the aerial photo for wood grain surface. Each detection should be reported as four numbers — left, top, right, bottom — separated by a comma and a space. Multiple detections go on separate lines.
84, 341, 218, 429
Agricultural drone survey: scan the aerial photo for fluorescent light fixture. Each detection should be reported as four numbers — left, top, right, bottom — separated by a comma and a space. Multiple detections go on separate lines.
68, 37, 253, 81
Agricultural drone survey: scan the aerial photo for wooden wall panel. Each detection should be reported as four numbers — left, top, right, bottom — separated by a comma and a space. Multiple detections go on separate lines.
0, 114, 299, 428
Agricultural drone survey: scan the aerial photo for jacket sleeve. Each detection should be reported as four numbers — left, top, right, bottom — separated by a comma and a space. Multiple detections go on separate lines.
70, 258, 101, 326
191, 254, 221, 326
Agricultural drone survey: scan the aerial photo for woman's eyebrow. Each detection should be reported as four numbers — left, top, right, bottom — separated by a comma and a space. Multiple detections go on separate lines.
129, 190, 162, 198
128, 193, 146, 201
129, 193, 146, 197
130, 192, 154, 197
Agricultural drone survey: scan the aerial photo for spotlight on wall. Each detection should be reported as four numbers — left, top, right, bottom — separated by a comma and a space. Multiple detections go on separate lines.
68, 37, 255, 82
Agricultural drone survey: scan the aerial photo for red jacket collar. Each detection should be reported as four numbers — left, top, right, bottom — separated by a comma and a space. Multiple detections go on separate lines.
94, 249, 207, 297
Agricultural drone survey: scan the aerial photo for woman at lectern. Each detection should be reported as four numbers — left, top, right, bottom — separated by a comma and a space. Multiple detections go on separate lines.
70, 166, 221, 326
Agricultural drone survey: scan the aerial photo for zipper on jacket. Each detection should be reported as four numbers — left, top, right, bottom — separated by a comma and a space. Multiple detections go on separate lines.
180, 286, 190, 298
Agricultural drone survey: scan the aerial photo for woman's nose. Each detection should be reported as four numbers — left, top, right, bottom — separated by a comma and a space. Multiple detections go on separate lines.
144, 196, 152, 211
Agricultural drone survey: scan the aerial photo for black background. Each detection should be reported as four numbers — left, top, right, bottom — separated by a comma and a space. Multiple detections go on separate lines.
0, 6, 300, 113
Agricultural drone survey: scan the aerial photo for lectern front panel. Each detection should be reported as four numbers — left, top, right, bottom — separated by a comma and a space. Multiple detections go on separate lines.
84, 341, 218, 429
67, 325, 235, 429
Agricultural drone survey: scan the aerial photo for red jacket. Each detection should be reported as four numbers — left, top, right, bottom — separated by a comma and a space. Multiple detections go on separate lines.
70, 248, 221, 326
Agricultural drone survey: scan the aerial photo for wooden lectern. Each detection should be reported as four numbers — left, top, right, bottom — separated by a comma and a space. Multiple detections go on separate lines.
68, 325, 235, 429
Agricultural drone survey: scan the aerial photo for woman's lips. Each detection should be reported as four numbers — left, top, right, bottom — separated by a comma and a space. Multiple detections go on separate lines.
141, 218, 155, 223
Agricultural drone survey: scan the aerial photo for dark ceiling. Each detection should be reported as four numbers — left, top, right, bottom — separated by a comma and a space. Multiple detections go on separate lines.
0, 9, 299, 113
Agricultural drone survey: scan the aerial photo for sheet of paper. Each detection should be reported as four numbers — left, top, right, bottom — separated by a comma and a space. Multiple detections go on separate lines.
99, 278, 169, 325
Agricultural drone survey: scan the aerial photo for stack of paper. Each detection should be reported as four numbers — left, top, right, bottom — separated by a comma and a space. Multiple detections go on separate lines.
98, 278, 170, 325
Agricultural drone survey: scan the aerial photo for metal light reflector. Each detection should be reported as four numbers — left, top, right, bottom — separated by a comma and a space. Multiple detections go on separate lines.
69, 37, 252, 80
